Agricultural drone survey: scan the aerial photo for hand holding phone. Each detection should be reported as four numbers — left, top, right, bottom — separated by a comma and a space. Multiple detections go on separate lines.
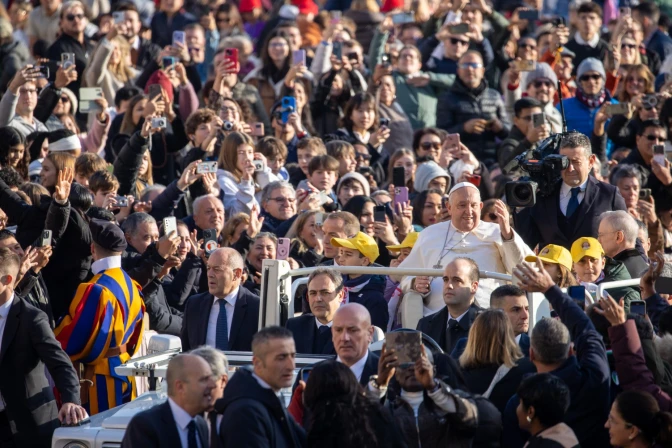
277, 238, 290, 260
163, 217, 177, 236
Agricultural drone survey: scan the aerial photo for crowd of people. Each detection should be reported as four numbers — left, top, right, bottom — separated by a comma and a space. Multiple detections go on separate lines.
5, 0, 672, 445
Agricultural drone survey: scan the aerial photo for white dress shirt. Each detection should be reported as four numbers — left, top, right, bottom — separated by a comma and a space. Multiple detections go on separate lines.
0, 295, 13, 412
168, 397, 202, 448
337, 351, 369, 382
315, 318, 332, 329
206, 287, 239, 348
559, 180, 588, 216
574, 31, 600, 48
447, 307, 470, 329
91, 255, 122, 274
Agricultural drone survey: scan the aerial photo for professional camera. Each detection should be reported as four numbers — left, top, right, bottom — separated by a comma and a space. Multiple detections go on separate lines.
504, 132, 572, 207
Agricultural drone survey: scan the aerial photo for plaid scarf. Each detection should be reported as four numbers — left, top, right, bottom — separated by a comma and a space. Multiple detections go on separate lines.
575, 85, 608, 109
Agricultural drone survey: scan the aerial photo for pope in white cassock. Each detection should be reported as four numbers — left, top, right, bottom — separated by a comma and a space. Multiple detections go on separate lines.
398, 182, 534, 314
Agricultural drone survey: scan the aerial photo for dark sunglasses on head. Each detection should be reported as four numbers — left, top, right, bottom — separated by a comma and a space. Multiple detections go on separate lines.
532, 80, 552, 88
580, 74, 602, 81
449, 37, 469, 46
66, 13, 85, 21
421, 142, 441, 150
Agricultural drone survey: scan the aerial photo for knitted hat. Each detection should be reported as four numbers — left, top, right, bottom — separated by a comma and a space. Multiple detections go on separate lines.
144, 69, 174, 103
292, 0, 318, 15
278, 4, 299, 20
577, 57, 606, 81
337, 171, 371, 197
413, 161, 451, 193
523, 62, 558, 90
60, 87, 78, 114
381, 0, 404, 12
238, 0, 261, 13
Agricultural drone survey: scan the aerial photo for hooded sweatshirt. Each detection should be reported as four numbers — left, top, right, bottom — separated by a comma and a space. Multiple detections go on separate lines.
413, 161, 451, 193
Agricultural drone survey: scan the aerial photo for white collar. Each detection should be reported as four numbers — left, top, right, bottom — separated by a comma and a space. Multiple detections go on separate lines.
574, 31, 600, 48
91, 256, 122, 274
215, 287, 239, 307
315, 317, 332, 328
515, 334, 522, 344
448, 306, 470, 323
252, 372, 282, 396
167, 397, 196, 430
560, 179, 588, 198
0, 294, 14, 319
337, 351, 369, 380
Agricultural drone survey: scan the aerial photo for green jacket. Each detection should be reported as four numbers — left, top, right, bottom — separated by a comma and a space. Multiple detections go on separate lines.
600, 257, 641, 314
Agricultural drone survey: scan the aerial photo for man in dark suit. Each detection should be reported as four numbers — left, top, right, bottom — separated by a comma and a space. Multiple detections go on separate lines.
332, 303, 380, 386
115, 3, 162, 71
181, 248, 260, 352
286, 268, 340, 355
515, 132, 627, 251
122, 354, 213, 447
417, 258, 485, 354
0, 248, 85, 447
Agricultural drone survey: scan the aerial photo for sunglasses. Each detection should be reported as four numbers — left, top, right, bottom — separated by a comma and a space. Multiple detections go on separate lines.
216, 16, 230, 23
645, 134, 665, 141
272, 112, 283, 120
356, 153, 371, 161
449, 37, 469, 46
519, 43, 537, 50
458, 62, 483, 69
59, 96, 69, 103
66, 13, 85, 21
621, 43, 637, 50
421, 141, 441, 150
532, 80, 553, 88
580, 74, 602, 81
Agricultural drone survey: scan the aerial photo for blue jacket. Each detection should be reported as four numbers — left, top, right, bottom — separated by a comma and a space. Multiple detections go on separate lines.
501, 285, 611, 448
647, 29, 672, 64
557, 96, 617, 154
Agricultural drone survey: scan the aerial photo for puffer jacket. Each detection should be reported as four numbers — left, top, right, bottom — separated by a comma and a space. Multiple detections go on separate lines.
437, 78, 511, 164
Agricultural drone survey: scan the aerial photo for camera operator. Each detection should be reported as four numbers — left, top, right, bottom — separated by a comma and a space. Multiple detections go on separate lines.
514, 132, 627, 250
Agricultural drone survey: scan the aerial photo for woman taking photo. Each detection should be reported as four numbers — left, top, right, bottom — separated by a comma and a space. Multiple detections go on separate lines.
616, 64, 655, 104
606, 390, 672, 448
412, 128, 445, 163
85, 28, 139, 105
516, 373, 579, 447
369, 73, 413, 158
0, 127, 30, 179
386, 148, 416, 193
525, 244, 578, 288
285, 210, 324, 267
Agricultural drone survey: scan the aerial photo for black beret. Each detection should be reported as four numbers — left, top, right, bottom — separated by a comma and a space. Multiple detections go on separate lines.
89, 218, 127, 252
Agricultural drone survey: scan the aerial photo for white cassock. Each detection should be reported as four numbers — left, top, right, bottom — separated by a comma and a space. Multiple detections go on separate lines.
398, 220, 534, 314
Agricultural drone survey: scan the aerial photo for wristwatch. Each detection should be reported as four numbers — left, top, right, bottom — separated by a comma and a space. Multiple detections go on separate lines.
369, 375, 387, 391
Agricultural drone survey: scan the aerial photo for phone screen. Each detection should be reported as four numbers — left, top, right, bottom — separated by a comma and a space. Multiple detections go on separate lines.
630, 301, 646, 316
374, 205, 387, 223
393, 167, 406, 188
567, 285, 586, 309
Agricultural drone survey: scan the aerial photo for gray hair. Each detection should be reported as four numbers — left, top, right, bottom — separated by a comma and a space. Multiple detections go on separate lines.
610, 164, 647, 187
140, 184, 166, 203
636, 219, 649, 239
250, 232, 278, 247
190, 346, 229, 378
192, 194, 224, 217
122, 212, 156, 235
599, 210, 639, 245
530, 318, 571, 365
261, 181, 295, 204
308, 268, 344, 293
559, 132, 592, 157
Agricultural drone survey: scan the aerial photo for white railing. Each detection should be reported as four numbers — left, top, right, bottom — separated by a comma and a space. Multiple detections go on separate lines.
597, 279, 641, 300
285, 266, 513, 281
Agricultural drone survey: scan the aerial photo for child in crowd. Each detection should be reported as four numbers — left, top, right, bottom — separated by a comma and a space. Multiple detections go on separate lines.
256, 136, 289, 181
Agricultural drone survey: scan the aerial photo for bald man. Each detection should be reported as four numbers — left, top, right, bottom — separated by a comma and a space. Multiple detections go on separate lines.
122, 354, 214, 447
181, 248, 260, 352
331, 303, 380, 386
398, 183, 533, 313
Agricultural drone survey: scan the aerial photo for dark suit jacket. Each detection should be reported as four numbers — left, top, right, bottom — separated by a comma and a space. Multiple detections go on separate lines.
514, 177, 626, 250
357, 351, 380, 386
0, 296, 80, 447
416, 304, 484, 354
451, 332, 531, 359
285, 314, 336, 355
181, 286, 260, 352
121, 400, 209, 447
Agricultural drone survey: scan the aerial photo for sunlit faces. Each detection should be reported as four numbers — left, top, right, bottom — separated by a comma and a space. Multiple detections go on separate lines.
573, 255, 605, 283
337, 247, 368, 267
421, 192, 442, 227
126, 221, 159, 254
559, 145, 595, 187
247, 236, 276, 271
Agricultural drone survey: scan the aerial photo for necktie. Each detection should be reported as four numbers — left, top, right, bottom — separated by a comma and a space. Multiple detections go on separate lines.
208, 412, 218, 448
215, 301, 229, 351
566, 187, 581, 218
187, 420, 198, 448
448, 319, 459, 330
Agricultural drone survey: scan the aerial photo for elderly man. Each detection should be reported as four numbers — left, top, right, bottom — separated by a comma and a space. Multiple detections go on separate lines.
598, 210, 649, 278
260, 181, 298, 236
515, 132, 627, 251
188, 194, 225, 239
319, 211, 360, 266
399, 182, 532, 313
190, 346, 228, 444
332, 303, 379, 385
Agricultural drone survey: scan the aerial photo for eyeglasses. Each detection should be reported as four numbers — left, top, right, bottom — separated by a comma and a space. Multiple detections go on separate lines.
621, 43, 637, 50
268, 197, 296, 204
420, 141, 441, 150
59, 96, 69, 103
66, 13, 85, 21
458, 62, 483, 69
532, 80, 553, 88
272, 112, 283, 121
216, 16, 230, 23
580, 74, 602, 81
645, 134, 665, 141
518, 43, 537, 50
449, 37, 469, 46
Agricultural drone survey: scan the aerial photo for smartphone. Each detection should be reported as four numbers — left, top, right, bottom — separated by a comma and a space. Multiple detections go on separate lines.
514, 59, 536, 71
640, 188, 652, 199
252, 122, 264, 136
466, 174, 481, 187
162, 56, 177, 69
281, 97, 296, 124
392, 12, 415, 24
448, 23, 470, 34
393, 166, 406, 187
223, 47, 238, 73
203, 228, 218, 256
115, 195, 128, 207
314, 212, 323, 227
630, 300, 646, 316
40, 229, 52, 247
253, 160, 264, 172
61, 53, 76, 69
381, 53, 391, 67
394, 186, 409, 208
532, 113, 545, 128
196, 161, 217, 174
172, 31, 186, 46
445, 133, 460, 150
385, 331, 422, 368
163, 216, 177, 237
654, 144, 666, 166
518, 9, 540, 20
112, 11, 125, 24
298, 367, 312, 383
34, 65, 49, 78
79, 87, 104, 114
620, 6, 631, 15
374, 205, 387, 223
331, 10, 341, 23
292, 49, 306, 66
148, 83, 162, 100
332, 41, 342, 59
317, 191, 331, 205
277, 237, 290, 260
568, 285, 586, 309
379, 117, 390, 128
442, 196, 450, 208
606, 103, 629, 115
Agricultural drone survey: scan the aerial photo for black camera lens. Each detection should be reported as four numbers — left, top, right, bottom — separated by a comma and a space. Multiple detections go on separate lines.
223, 121, 233, 131
513, 184, 531, 201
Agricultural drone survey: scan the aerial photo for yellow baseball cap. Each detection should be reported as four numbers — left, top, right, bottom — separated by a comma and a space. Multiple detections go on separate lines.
570, 237, 605, 263
386, 232, 419, 251
331, 231, 380, 263
525, 244, 573, 271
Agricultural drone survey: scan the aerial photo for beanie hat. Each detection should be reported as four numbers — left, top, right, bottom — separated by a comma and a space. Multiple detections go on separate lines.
413, 161, 451, 193
278, 4, 299, 20
337, 171, 371, 197
292, 0, 318, 15
238, 0, 261, 13
577, 57, 606, 81
144, 70, 174, 104
381, 0, 404, 12
61, 87, 78, 114
523, 62, 558, 90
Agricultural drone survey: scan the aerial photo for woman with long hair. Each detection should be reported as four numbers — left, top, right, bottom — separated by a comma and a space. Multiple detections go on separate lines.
606, 390, 672, 448
342, 195, 376, 236
501, 36, 539, 93
459, 309, 536, 412
412, 128, 445, 163
386, 148, 416, 192
527, 244, 578, 289
616, 64, 654, 103
214, 3, 246, 39
85, 30, 139, 105
40, 152, 76, 194
284, 210, 324, 267
221, 212, 250, 246
368, 73, 414, 157
411, 189, 442, 230
304, 360, 404, 448
0, 127, 30, 179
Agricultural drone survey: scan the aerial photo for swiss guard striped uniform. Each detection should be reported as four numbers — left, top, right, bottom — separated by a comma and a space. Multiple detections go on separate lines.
55, 220, 145, 415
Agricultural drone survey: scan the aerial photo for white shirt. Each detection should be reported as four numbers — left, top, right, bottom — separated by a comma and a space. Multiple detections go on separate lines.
337, 351, 369, 382
559, 180, 588, 216
447, 307, 470, 328
574, 31, 600, 48
206, 287, 239, 348
168, 397, 202, 448
91, 255, 122, 274
315, 318, 332, 329
0, 295, 13, 412
515, 334, 522, 344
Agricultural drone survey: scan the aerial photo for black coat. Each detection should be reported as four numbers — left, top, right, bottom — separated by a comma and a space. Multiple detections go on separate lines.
46, 33, 95, 101
112, 131, 150, 198
121, 400, 209, 447
134, 37, 162, 71
163, 253, 205, 312
285, 314, 336, 355
0, 296, 80, 447
514, 177, 627, 251
216, 368, 306, 448
0, 40, 29, 94
613, 248, 649, 278
181, 286, 260, 352
417, 304, 484, 354
347, 275, 389, 330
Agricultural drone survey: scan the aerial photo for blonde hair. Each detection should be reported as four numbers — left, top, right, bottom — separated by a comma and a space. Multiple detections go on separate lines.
285, 210, 322, 255
136, 149, 153, 195
459, 309, 522, 369
349, 0, 379, 12
108, 35, 135, 83
221, 212, 250, 246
